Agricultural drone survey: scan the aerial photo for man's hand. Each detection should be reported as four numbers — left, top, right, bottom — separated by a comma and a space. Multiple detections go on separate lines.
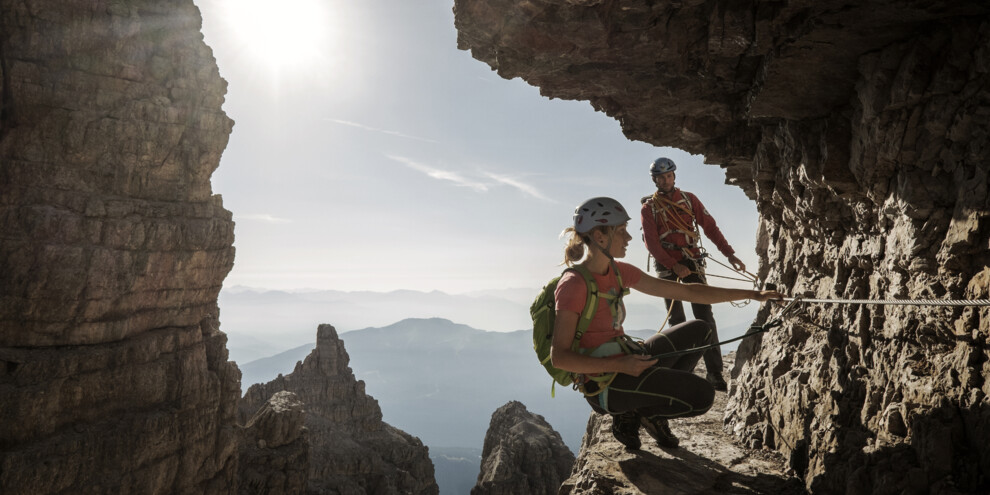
672, 263, 691, 279
728, 254, 746, 272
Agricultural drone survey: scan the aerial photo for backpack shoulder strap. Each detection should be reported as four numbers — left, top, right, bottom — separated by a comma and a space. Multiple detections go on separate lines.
565, 265, 598, 350
613, 261, 629, 295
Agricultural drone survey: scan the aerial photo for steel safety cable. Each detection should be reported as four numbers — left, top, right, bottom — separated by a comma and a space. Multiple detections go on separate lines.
646, 296, 990, 361
780, 297, 990, 307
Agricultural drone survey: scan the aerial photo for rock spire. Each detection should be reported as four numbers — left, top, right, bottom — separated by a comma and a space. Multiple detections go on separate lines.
239, 324, 439, 494
473, 401, 575, 495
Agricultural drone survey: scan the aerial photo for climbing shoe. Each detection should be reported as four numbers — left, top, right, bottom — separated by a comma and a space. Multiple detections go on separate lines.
707, 372, 728, 392
640, 415, 679, 449
610, 412, 641, 450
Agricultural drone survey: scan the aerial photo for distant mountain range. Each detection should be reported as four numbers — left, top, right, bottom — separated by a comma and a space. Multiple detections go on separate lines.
238, 317, 734, 456
240, 318, 592, 453
220, 285, 759, 363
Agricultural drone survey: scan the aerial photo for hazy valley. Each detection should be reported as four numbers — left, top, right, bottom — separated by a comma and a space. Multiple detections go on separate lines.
221, 285, 758, 362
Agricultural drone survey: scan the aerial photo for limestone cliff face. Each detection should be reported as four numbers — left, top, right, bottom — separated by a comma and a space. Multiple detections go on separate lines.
239, 324, 439, 495
0, 1, 238, 493
472, 401, 575, 495
455, 1, 990, 493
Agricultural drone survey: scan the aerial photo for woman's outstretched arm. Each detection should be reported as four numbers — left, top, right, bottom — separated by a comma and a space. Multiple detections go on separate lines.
632, 270, 784, 304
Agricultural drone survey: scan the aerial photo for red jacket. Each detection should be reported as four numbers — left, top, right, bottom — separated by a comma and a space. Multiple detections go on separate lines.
640, 188, 734, 269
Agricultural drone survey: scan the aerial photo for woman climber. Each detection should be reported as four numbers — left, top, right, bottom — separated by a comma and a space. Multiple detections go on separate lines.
551, 196, 783, 450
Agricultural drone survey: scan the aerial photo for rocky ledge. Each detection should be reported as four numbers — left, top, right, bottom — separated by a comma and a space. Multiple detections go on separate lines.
560, 353, 805, 494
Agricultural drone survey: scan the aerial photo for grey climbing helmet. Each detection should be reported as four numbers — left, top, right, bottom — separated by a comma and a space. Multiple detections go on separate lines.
573, 197, 631, 234
650, 157, 677, 175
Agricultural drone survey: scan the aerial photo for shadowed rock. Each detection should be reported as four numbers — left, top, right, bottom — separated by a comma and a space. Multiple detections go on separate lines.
1, 1, 238, 493
238, 391, 309, 495
473, 401, 575, 495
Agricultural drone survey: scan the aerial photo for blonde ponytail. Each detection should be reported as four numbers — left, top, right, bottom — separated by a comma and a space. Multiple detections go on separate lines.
561, 227, 588, 266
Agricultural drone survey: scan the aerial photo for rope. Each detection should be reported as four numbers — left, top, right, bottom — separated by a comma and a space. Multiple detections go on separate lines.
704, 254, 758, 284
705, 272, 759, 283
781, 297, 990, 307
700, 252, 758, 308
649, 298, 802, 360
650, 326, 768, 360
654, 275, 682, 333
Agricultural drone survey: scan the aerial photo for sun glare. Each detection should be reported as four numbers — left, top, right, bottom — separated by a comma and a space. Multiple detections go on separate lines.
220, 0, 338, 74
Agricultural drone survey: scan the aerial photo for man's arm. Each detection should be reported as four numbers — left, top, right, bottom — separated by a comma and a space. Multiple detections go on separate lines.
688, 192, 745, 271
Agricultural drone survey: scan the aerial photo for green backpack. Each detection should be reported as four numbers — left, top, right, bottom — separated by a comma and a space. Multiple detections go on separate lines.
530, 264, 626, 397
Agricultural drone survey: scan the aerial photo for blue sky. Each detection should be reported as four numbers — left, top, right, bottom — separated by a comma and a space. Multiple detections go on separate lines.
196, 0, 759, 295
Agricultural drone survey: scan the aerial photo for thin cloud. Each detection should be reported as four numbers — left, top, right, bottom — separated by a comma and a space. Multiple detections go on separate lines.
387, 155, 489, 192
327, 119, 439, 143
238, 214, 292, 224
484, 172, 557, 203
388, 154, 558, 201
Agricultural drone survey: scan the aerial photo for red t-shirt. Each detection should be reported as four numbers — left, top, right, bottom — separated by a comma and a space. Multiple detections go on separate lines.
554, 261, 642, 349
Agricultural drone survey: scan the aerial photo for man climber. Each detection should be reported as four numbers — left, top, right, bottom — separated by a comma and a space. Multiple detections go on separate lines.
640, 157, 746, 391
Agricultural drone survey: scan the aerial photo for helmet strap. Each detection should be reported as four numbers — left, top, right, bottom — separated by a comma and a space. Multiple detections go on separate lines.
587, 228, 616, 261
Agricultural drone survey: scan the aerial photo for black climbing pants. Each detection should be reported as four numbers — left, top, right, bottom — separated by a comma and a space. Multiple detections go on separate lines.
657, 258, 723, 376
584, 319, 715, 419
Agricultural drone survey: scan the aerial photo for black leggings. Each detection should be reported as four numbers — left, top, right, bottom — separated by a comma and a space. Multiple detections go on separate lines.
584, 319, 715, 418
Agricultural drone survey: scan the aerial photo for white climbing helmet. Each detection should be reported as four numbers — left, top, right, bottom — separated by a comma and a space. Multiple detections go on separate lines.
573, 197, 631, 234
650, 157, 677, 175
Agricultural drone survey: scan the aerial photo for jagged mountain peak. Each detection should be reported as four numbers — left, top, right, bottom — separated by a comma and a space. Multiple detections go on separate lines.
473, 400, 576, 495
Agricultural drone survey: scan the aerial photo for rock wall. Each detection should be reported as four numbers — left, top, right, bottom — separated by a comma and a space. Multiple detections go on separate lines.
238, 391, 309, 495
472, 401, 574, 495
454, 1, 990, 493
239, 324, 439, 495
0, 1, 238, 493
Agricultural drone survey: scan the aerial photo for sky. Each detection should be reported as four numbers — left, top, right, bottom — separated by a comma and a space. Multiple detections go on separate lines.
195, 0, 760, 297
